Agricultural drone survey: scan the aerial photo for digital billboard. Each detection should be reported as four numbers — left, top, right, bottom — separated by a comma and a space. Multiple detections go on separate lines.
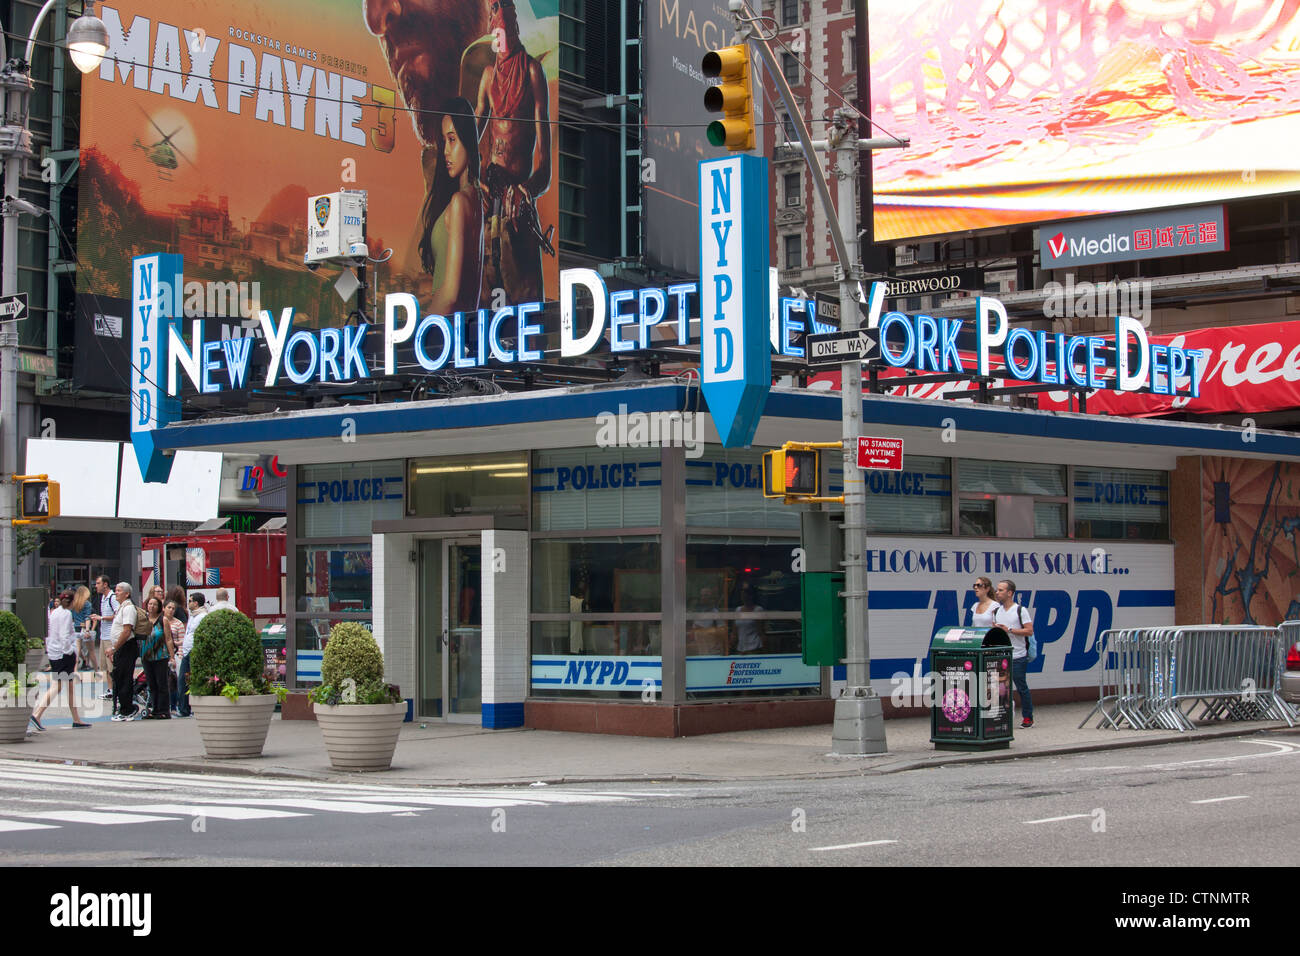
868, 0, 1300, 241
78, 1, 559, 330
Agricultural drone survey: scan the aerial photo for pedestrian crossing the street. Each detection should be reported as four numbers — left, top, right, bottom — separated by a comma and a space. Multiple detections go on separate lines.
0, 760, 674, 835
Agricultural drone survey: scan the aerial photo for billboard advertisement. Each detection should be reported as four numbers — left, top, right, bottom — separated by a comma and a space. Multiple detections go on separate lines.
642, 0, 738, 276
78, 1, 559, 334
868, 0, 1300, 241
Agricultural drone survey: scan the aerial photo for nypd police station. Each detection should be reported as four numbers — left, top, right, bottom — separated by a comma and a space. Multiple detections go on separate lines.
126, 159, 1300, 736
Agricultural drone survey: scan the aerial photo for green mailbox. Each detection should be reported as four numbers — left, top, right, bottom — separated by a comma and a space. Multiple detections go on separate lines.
929, 625, 1014, 751
801, 571, 844, 667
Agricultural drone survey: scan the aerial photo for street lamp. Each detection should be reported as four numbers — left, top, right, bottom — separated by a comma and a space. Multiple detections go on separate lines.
1, 1, 110, 607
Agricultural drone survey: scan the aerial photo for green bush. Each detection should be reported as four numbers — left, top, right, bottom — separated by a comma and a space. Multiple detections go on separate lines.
188, 609, 269, 697
0, 611, 29, 676
320, 622, 384, 688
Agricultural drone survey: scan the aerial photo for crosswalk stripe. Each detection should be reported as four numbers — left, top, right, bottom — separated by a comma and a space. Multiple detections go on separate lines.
26, 811, 180, 825
97, 804, 310, 820
233, 799, 429, 814
0, 819, 61, 832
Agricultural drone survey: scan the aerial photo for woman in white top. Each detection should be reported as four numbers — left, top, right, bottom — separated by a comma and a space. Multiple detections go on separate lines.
30, 591, 89, 731
970, 577, 997, 627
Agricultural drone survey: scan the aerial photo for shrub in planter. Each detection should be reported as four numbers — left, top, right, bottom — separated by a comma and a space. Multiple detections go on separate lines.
0, 610, 35, 743
187, 609, 283, 759
189, 609, 277, 700
310, 623, 404, 771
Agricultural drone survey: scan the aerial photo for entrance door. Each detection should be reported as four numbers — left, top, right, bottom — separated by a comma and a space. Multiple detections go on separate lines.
445, 540, 482, 719
417, 538, 482, 720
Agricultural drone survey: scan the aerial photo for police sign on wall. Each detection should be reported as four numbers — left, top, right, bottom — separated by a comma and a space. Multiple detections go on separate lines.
699, 155, 771, 447
131, 254, 183, 483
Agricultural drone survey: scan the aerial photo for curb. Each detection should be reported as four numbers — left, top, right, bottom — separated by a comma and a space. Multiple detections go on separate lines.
1, 720, 1293, 788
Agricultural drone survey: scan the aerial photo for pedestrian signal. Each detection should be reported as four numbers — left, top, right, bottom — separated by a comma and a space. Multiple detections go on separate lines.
16, 477, 58, 523
762, 449, 819, 498
702, 44, 755, 152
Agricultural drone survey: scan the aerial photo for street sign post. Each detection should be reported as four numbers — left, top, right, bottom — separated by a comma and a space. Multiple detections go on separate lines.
806, 329, 879, 366
857, 436, 904, 471
0, 292, 27, 322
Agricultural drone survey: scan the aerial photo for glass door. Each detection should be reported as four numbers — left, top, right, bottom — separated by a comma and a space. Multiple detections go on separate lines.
418, 541, 444, 717
446, 540, 482, 718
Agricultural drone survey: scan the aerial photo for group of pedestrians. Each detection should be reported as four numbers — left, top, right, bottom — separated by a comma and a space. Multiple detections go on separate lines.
27, 576, 231, 732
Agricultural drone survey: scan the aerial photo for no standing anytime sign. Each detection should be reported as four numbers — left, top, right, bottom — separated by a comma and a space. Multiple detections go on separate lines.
857, 437, 904, 471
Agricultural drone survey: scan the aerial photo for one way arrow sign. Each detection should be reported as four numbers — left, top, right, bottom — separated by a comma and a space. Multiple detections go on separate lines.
0, 293, 28, 322
805, 328, 880, 366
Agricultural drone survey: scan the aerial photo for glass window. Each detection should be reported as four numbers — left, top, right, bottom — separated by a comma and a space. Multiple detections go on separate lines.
784, 172, 801, 206
784, 234, 802, 270
531, 536, 661, 614
781, 0, 799, 25
782, 52, 800, 84
407, 453, 528, 518
686, 446, 799, 530
298, 547, 373, 613
530, 621, 663, 700
1074, 467, 1169, 540
959, 460, 1066, 497
533, 448, 661, 531
686, 536, 800, 615
1034, 502, 1067, 538
298, 461, 403, 536
959, 499, 995, 536
863, 455, 951, 534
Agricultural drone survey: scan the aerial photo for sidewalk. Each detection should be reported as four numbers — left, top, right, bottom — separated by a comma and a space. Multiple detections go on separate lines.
5, 679, 1297, 786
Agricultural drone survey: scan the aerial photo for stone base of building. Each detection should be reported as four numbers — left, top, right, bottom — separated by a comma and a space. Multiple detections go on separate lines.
281, 694, 316, 721
525, 698, 836, 737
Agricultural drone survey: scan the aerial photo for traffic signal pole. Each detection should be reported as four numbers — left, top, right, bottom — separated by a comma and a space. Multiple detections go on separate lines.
720, 0, 907, 753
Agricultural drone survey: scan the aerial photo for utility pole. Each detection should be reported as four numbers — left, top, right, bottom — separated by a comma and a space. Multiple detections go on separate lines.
731, 0, 905, 753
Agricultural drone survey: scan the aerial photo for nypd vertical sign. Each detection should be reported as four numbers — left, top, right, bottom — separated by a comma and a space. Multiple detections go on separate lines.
131, 253, 183, 483
699, 155, 770, 447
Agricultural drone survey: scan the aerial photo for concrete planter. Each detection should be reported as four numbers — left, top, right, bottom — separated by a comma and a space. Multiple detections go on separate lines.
0, 702, 34, 743
313, 702, 406, 771
24, 649, 46, 672
190, 693, 277, 758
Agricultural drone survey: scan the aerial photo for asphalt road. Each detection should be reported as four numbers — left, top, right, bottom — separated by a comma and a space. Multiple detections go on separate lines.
1, 731, 1297, 869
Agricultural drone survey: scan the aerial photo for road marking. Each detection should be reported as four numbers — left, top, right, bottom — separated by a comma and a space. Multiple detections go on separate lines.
1190, 795, 1250, 804
234, 799, 429, 814
0, 819, 60, 832
99, 804, 310, 820
809, 840, 898, 852
1023, 813, 1092, 825
26, 811, 180, 825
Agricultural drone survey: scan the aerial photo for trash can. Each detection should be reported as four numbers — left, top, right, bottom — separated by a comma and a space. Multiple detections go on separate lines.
929, 625, 1014, 751
259, 622, 288, 683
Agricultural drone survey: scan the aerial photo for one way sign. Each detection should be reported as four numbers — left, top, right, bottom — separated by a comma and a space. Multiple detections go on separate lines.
0, 293, 28, 323
806, 328, 879, 366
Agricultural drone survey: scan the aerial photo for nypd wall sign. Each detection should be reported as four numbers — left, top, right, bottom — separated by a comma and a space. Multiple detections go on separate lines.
699, 155, 770, 447
131, 253, 183, 483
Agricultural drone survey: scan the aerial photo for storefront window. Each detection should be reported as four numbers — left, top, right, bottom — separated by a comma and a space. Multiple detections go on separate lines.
1074, 467, 1169, 540
687, 446, 799, 529
530, 621, 662, 700
959, 460, 1066, 497
298, 547, 374, 613
293, 618, 369, 687
957, 460, 1067, 538
408, 452, 528, 517
532, 448, 661, 531
863, 455, 952, 534
298, 460, 403, 536
531, 536, 661, 613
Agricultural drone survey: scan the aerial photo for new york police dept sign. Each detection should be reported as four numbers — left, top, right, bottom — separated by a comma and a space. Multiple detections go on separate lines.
699, 155, 771, 447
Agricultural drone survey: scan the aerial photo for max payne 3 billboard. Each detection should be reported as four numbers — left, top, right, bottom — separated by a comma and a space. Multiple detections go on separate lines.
78, 1, 559, 331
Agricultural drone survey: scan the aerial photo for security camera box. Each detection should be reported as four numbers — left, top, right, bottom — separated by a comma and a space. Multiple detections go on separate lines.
306, 190, 366, 263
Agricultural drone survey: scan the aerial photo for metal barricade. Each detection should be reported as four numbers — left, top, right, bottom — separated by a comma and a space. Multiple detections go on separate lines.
1083, 625, 1298, 731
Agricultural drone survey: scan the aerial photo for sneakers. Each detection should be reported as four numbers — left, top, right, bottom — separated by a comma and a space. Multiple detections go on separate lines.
28, 714, 45, 732
71, 722, 91, 729
111, 713, 128, 722
1021, 717, 1034, 728
99, 691, 113, 700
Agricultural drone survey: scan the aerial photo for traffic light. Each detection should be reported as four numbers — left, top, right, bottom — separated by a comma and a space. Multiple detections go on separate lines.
702, 44, 755, 152
762, 449, 819, 498
15, 477, 59, 524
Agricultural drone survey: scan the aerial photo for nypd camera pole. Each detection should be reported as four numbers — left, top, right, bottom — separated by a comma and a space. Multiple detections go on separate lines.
707, 0, 908, 753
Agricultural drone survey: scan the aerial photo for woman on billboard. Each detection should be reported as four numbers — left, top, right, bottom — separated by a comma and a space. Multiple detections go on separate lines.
420, 97, 484, 316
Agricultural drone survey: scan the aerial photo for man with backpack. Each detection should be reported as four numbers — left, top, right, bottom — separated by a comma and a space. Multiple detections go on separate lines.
993, 579, 1035, 728
105, 582, 145, 721
89, 575, 119, 701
